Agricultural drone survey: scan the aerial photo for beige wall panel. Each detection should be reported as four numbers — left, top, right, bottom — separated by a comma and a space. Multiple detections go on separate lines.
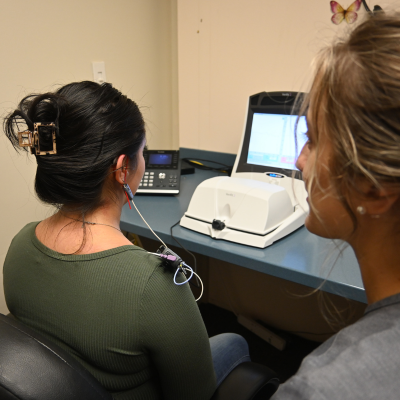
177, 0, 369, 153
0, 0, 178, 314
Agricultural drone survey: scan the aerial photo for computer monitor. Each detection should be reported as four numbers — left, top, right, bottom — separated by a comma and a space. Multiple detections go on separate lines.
234, 92, 307, 178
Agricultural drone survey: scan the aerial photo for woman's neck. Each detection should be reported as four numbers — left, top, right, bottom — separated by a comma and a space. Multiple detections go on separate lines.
350, 219, 400, 305
60, 203, 122, 230
36, 201, 132, 255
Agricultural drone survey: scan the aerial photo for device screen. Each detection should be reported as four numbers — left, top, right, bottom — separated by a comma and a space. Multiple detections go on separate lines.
149, 153, 172, 165
246, 113, 308, 170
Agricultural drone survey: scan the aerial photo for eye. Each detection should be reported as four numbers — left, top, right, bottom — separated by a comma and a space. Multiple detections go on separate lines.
304, 130, 313, 148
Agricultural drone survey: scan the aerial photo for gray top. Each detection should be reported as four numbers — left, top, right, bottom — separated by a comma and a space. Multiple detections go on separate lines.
271, 292, 400, 399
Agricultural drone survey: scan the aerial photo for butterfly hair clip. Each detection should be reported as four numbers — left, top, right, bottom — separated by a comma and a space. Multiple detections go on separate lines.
330, 0, 361, 24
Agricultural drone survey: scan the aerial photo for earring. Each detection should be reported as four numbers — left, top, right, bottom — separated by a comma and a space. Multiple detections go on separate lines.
371, 214, 381, 219
356, 206, 366, 215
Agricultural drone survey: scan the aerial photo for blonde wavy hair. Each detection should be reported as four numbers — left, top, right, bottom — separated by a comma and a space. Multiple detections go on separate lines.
293, 12, 400, 329
299, 12, 400, 232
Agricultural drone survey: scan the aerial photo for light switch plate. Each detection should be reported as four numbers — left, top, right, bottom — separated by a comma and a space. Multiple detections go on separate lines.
92, 62, 106, 83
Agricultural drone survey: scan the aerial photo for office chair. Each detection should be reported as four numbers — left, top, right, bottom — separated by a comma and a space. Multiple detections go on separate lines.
0, 313, 279, 400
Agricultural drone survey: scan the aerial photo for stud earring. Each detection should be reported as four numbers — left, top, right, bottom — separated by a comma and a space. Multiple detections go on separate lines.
356, 206, 366, 215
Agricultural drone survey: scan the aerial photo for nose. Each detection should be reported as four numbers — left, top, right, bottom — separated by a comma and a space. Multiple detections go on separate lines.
295, 143, 309, 172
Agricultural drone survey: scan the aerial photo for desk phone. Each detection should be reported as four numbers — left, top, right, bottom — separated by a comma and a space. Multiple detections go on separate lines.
136, 150, 180, 195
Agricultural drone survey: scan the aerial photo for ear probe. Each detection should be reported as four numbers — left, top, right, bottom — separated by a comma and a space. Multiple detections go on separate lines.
123, 182, 203, 301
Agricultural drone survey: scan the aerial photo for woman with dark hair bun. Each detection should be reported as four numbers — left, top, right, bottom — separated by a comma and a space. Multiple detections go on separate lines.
2, 81, 250, 400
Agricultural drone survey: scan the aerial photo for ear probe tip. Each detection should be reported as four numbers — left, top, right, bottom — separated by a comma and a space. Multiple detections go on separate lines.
123, 184, 134, 200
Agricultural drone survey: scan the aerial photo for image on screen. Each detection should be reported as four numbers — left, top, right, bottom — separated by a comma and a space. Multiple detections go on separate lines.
246, 113, 308, 171
149, 153, 172, 165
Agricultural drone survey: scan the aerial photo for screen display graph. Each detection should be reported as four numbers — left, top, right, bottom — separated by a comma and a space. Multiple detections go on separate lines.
246, 113, 308, 171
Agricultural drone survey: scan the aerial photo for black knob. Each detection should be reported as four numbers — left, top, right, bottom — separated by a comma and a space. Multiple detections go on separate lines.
212, 219, 225, 230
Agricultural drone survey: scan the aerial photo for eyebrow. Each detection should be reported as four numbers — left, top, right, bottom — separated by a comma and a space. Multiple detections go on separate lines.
305, 115, 313, 138
305, 113, 310, 126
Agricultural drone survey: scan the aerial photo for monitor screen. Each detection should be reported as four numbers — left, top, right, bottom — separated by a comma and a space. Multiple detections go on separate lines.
149, 153, 172, 165
246, 113, 308, 171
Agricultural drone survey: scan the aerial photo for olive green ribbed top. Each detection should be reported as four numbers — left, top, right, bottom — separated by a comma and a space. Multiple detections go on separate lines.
3, 222, 216, 400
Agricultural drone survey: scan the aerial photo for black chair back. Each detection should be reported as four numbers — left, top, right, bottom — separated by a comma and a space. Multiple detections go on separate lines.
0, 313, 279, 400
0, 313, 112, 400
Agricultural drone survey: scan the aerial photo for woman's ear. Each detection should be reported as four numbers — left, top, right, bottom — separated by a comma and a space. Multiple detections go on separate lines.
355, 181, 400, 216
114, 154, 128, 185
366, 188, 400, 216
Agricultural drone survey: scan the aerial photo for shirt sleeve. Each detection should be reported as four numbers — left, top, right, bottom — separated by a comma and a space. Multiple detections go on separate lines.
139, 265, 217, 400
271, 375, 329, 400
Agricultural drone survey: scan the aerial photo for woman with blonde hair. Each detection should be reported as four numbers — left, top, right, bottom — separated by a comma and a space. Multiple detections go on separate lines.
271, 11, 400, 400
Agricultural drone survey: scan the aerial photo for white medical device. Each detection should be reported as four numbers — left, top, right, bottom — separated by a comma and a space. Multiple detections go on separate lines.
180, 92, 309, 248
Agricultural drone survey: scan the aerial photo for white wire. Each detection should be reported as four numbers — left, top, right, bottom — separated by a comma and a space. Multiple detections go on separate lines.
174, 265, 194, 285
191, 270, 203, 302
131, 199, 167, 248
130, 199, 203, 301
148, 255, 203, 301
183, 263, 203, 302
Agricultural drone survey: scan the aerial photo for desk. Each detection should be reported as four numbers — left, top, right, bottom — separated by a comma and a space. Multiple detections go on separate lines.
120, 150, 366, 305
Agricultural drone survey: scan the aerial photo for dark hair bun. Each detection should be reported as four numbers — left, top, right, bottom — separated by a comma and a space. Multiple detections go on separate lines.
4, 81, 145, 213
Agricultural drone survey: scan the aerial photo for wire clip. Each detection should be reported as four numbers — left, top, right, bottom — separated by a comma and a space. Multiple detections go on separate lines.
156, 245, 182, 269
156, 253, 177, 263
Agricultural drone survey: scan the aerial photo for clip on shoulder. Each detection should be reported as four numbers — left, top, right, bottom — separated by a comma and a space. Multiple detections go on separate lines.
156, 245, 194, 286
156, 245, 183, 270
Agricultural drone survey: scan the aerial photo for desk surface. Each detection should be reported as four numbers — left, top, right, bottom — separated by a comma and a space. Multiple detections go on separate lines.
120, 161, 366, 304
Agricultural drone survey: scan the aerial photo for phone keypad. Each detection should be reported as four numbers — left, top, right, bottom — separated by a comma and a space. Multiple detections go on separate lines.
139, 172, 180, 189
139, 172, 155, 187
137, 150, 180, 194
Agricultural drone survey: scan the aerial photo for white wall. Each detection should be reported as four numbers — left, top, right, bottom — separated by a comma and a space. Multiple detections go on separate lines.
0, 0, 178, 314
177, 0, 371, 154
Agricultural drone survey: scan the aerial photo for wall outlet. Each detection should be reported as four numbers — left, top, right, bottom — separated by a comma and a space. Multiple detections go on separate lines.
92, 61, 106, 83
